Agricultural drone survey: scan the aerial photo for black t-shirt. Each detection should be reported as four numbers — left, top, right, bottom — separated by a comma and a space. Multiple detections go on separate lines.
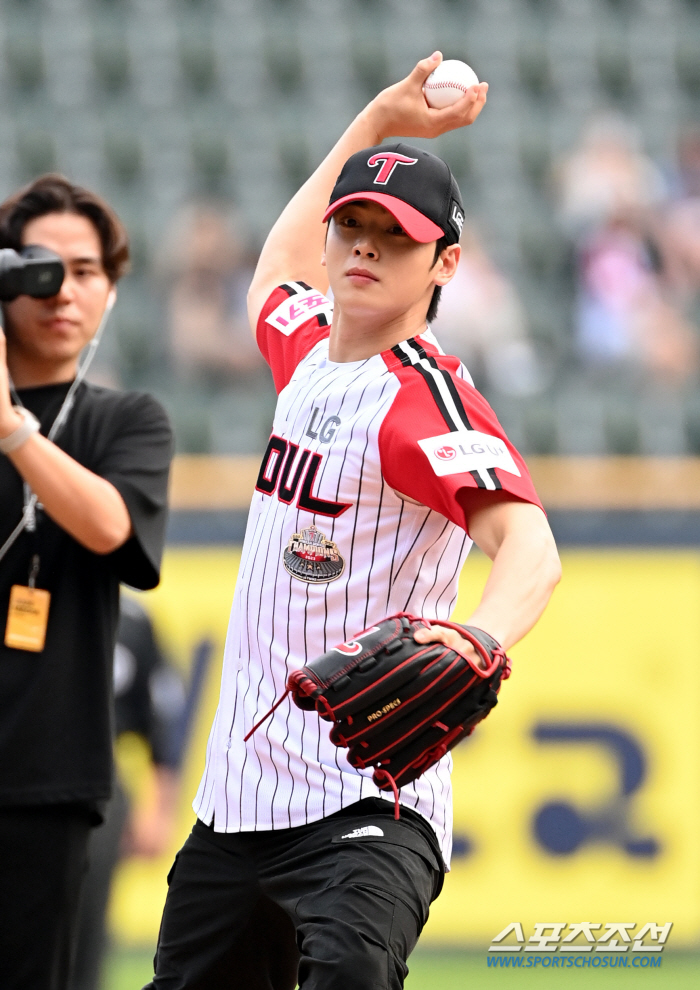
0, 381, 173, 808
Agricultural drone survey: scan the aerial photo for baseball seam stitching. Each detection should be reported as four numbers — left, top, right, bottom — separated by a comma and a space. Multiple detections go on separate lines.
424, 81, 470, 92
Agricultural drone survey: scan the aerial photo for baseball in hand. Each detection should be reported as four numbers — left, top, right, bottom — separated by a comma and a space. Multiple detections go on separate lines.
423, 59, 480, 109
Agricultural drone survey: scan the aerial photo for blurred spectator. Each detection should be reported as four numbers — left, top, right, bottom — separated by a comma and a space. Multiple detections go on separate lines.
556, 113, 665, 238
557, 116, 698, 383
71, 596, 185, 990
431, 225, 546, 397
575, 215, 698, 382
658, 129, 700, 313
158, 203, 263, 384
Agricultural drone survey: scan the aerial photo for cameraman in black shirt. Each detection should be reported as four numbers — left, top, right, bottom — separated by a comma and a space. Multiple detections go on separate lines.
0, 175, 173, 990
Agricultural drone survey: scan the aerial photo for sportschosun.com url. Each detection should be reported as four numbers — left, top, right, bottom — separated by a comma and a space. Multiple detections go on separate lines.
487, 955, 662, 969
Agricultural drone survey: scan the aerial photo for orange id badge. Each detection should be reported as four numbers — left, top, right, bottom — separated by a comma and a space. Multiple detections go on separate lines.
4, 585, 51, 652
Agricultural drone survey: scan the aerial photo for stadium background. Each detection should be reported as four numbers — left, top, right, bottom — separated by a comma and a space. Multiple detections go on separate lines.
1, 0, 700, 986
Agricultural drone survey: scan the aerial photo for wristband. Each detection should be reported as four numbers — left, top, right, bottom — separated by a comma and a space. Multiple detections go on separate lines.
0, 406, 40, 454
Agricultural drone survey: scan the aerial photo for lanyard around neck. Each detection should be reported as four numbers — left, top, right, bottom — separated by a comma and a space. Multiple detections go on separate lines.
0, 298, 114, 562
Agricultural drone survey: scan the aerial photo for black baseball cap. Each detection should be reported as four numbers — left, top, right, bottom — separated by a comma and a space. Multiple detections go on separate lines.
322, 142, 465, 245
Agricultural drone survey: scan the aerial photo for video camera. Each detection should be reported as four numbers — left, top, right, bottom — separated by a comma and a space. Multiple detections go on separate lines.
0, 245, 65, 302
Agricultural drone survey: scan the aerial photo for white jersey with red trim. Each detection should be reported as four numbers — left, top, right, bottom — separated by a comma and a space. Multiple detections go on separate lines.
193, 281, 542, 865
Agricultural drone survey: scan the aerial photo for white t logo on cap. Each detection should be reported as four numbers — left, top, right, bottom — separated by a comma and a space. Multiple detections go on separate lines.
367, 152, 418, 185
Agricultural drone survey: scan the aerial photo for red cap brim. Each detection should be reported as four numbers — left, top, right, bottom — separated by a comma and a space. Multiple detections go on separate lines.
322, 192, 443, 243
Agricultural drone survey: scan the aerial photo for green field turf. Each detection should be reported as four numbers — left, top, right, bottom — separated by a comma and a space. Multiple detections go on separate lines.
105, 948, 700, 990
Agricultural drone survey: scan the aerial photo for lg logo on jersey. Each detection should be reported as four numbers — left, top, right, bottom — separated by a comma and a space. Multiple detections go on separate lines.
256, 436, 351, 518
306, 408, 341, 443
435, 446, 456, 461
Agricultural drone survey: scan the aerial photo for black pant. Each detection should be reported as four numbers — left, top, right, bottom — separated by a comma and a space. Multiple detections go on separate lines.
71, 781, 130, 990
0, 804, 92, 990
144, 799, 444, 990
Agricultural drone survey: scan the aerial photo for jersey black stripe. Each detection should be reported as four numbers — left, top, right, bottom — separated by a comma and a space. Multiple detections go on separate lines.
394, 349, 460, 431
250, 492, 285, 825
406, 338, 474, 430
224, 503, 268, 828
419, 523, 454, 615
386, 498, 405, 613
391, 343, 412, 367
393, 340, 464, 433
363, 476, 386, 628
224, 679, 243, 830
283, 505, 301, 827
319, 364, 379, 815
402, 517, 450, 611
470, 469, 486, 489
262, 502, 287, 825
440, 370, 473, 430
435, 530, 469, 614
487, 468, 502, 490
342, 378, 394, 640
279, 282, 296, 296
310, 364, 380, 807
199, 709, 217, 823
391, 508, 432, 585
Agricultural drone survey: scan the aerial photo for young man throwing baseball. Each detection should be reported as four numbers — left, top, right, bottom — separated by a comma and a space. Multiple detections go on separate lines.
146, 52, 560, 990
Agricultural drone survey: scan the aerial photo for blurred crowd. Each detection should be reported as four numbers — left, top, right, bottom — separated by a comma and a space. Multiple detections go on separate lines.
158, 204, 264, 386
557, 117, 700, 386
91, 120, 700, 448
436, 117, 700, 396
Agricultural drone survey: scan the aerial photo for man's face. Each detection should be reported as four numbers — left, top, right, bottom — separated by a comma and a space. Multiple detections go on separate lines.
3, 211, 112, 368
323, 201, 457, 324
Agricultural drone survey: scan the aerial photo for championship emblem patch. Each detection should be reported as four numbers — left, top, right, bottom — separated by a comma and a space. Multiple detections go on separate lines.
283, 525, 345, 584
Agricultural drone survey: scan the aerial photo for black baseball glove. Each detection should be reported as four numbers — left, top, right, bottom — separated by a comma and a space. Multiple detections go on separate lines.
282, 613, 511, 812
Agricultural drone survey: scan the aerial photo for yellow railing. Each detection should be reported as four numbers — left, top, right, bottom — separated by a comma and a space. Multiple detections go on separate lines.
170, 456, 700, 511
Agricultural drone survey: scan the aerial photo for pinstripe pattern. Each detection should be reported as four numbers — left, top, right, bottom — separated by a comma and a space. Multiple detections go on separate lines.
393, 338, 498, 490
193, 330, 476, 867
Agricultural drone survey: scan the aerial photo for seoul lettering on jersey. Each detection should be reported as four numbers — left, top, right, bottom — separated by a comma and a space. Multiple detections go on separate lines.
255, 435, 352, 518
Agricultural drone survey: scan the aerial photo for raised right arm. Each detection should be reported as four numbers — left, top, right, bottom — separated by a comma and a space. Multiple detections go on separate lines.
247, 52, 488, 331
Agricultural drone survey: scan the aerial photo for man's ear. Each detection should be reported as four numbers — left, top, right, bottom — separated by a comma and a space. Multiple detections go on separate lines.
433, 243, 461, 287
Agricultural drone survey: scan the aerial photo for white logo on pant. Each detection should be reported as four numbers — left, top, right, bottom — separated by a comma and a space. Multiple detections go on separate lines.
340, 825, 384, 839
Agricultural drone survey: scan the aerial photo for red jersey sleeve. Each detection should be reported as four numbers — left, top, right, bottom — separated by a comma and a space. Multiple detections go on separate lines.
256, 281, 333, 393
379, 337, 543, 531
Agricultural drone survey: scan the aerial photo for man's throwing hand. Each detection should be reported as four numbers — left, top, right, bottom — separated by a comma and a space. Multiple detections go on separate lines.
367, 51, 488, 143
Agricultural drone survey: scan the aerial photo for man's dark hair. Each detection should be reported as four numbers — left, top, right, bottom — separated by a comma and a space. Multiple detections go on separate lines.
427, 235, 449, 324
0, 173, 130, 283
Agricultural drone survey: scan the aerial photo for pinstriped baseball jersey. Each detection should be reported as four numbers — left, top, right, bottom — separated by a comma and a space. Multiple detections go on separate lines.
193, 282, 542, 866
